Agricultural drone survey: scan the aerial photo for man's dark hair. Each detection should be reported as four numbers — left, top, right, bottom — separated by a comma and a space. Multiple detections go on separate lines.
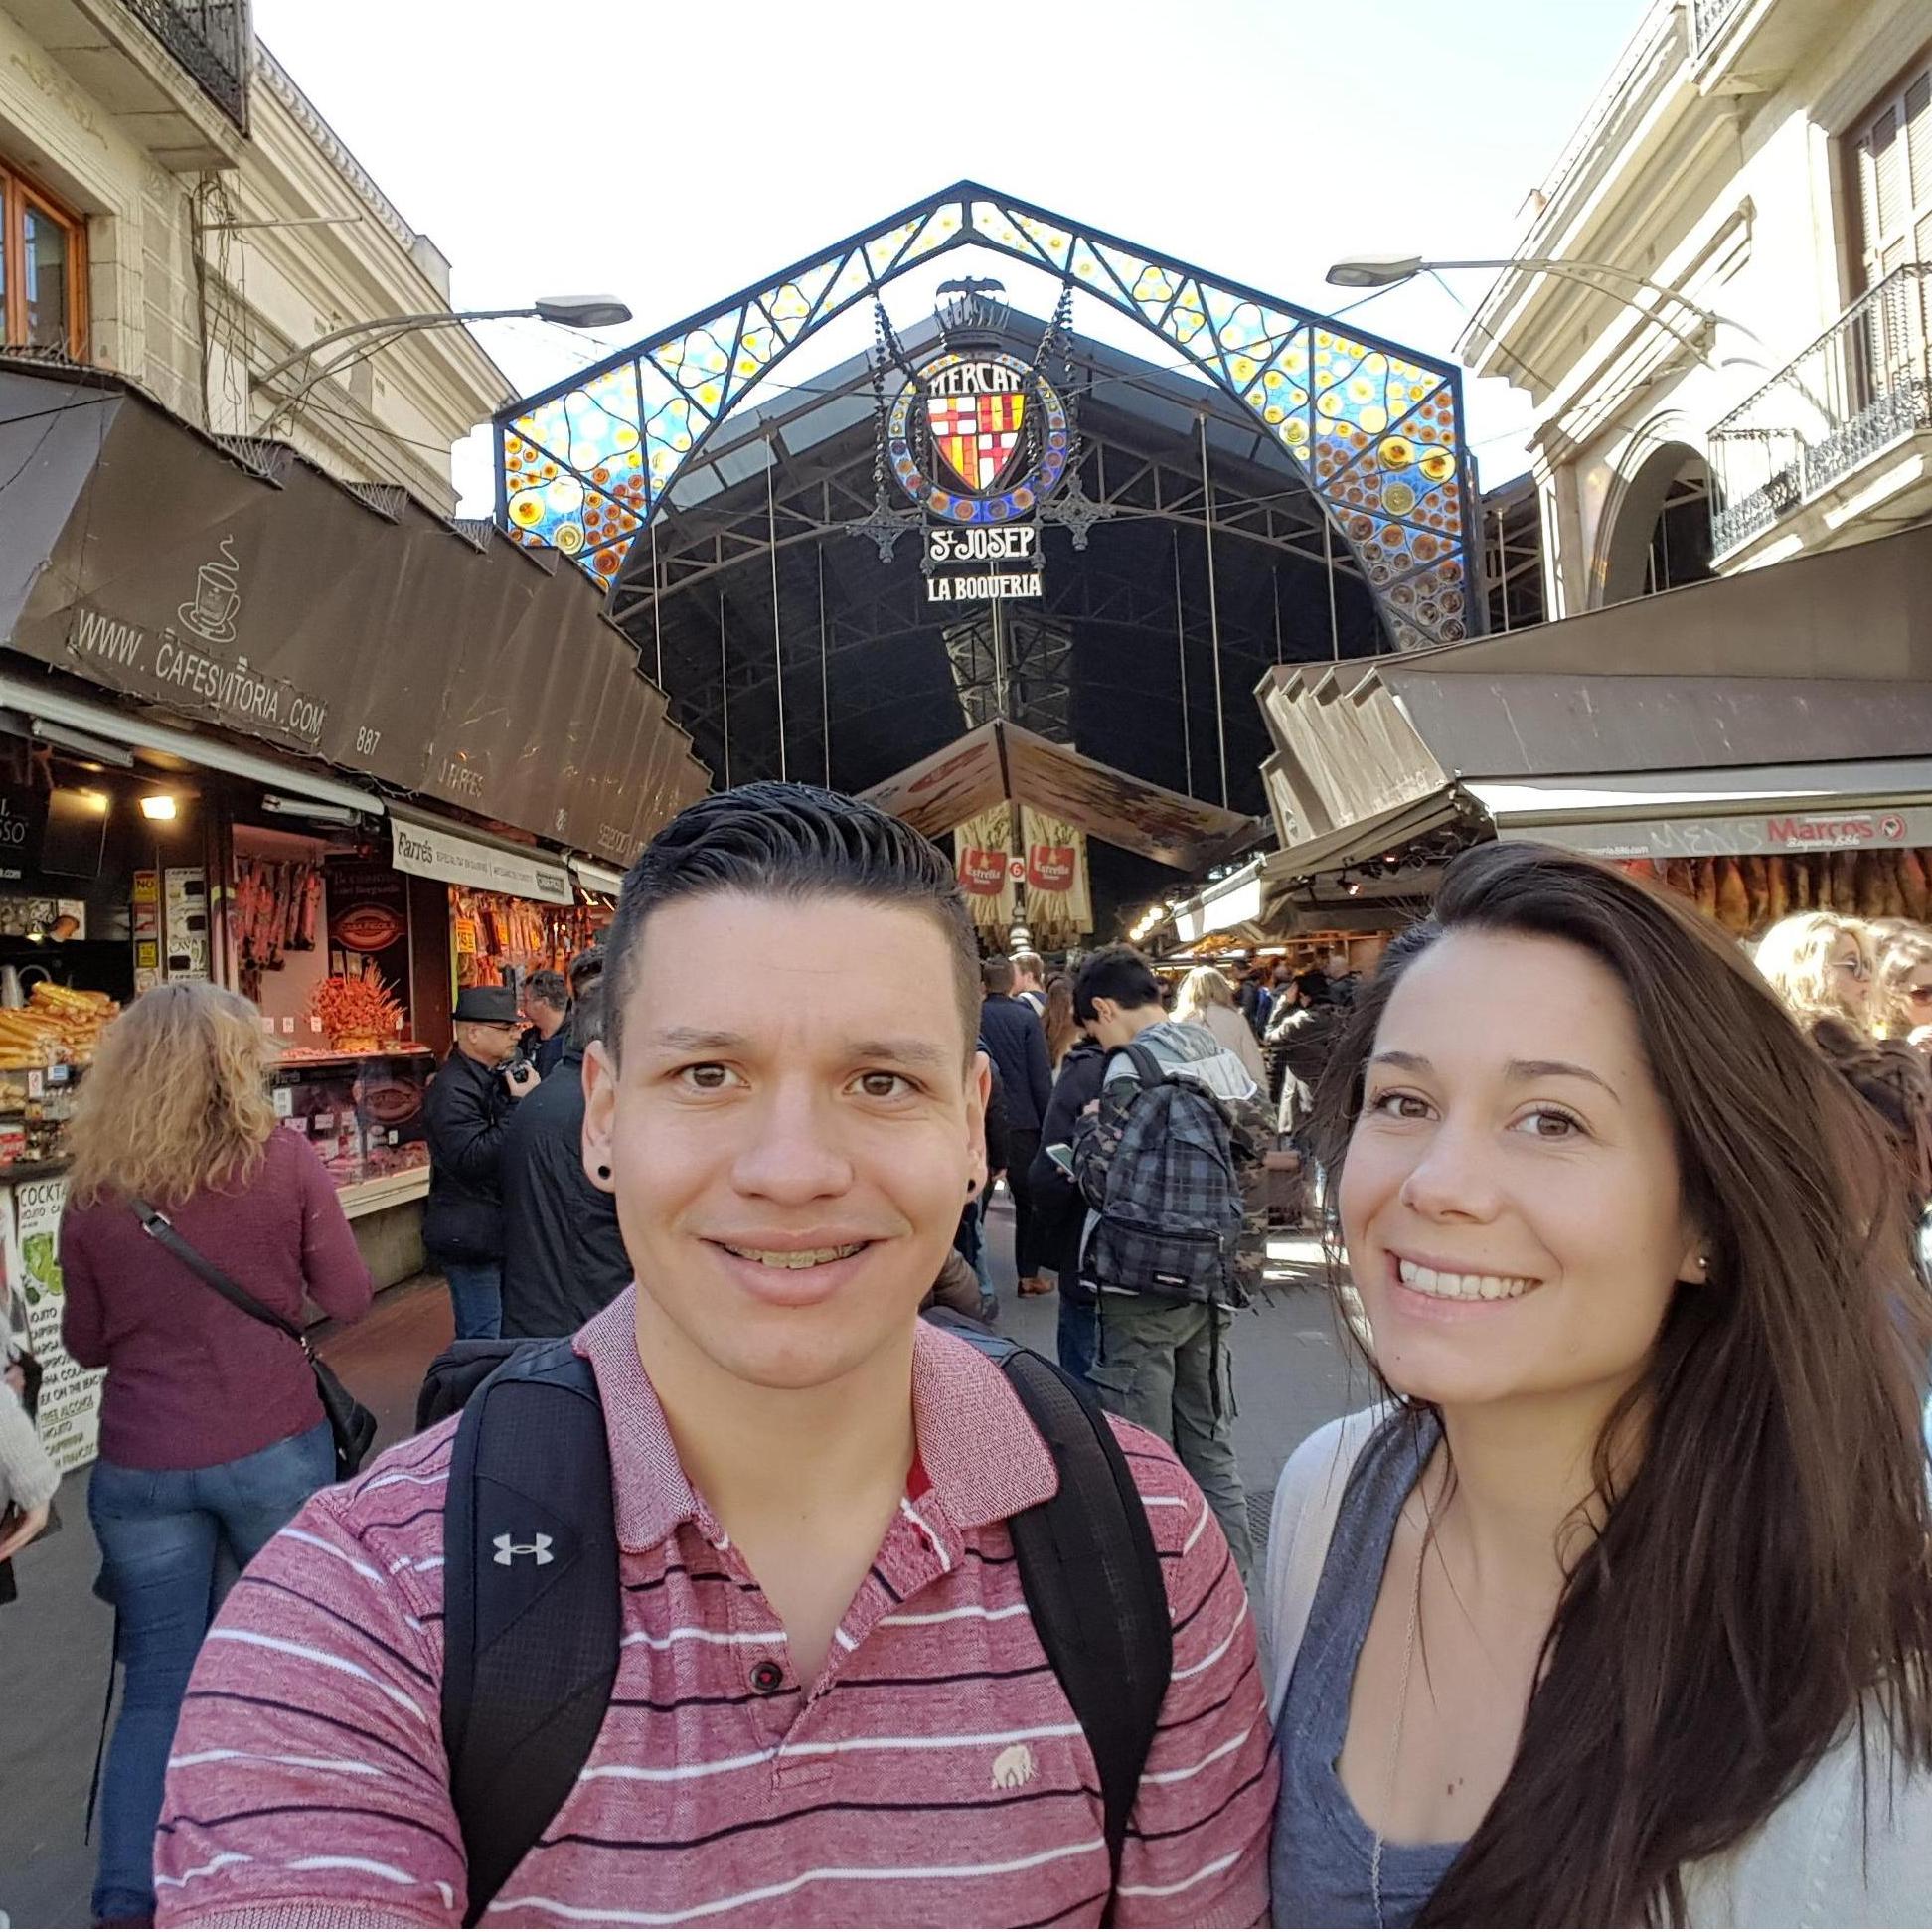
567, 947, 603, 996
605, 782, 979, 1063
982, 954, 1016, 997
525, 969, 567, 1013
1072, 945, 1163, 1023
565, 981, 605, 1055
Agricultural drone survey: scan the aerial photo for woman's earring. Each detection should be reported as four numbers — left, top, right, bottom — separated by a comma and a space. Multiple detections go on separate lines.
595, 1164, 612, 1183
966, 1178, 978, 1197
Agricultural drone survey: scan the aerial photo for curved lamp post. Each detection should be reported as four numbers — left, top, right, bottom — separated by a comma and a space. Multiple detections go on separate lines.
254, 295, 633, 423
1325, 254, 1727, 363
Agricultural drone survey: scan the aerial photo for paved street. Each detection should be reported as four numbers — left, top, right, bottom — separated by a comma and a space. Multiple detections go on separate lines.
0, 1208, 1364, 1927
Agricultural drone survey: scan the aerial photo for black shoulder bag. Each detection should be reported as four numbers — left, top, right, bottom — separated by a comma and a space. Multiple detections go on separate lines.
133, 1198, 376, 1479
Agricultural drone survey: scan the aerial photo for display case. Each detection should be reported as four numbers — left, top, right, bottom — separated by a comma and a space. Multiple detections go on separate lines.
271, 1046, 435, 1215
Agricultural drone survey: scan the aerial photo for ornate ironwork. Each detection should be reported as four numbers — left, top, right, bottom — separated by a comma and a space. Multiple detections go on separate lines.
495, 182, 1479, 649
1691, 0, 1747, 51
1040, 470, 1114, 550
117, 1, 250, 129
1709, 262, 1932, 555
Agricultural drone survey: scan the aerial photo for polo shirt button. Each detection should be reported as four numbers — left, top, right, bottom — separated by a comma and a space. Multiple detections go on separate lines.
750, 1659, 786, 1694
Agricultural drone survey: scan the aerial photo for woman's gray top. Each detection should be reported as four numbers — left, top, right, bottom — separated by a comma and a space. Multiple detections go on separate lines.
1271, 1411, 1462, 1928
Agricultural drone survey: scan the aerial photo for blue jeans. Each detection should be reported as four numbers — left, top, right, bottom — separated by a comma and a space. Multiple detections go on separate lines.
444, 1258, 503, 1340
1057, 1294, 1098, 1390
87, 1418, 334, 1922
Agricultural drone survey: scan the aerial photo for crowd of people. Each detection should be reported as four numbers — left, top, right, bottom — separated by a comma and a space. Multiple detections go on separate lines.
1, 782, 1928, 1928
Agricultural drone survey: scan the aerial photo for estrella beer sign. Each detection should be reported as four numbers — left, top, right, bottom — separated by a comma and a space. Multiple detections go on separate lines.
887, 350, 1069, 604
958, 846, 1010, 896
1027, 841, 1076, 892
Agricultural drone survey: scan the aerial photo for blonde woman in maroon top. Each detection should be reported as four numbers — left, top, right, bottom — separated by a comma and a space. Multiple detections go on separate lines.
60, 981, 372, 1927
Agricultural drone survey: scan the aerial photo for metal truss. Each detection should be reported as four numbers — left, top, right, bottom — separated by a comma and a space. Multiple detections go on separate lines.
944, 608, 1073, 740
615, 413, 1356, 638
496, 181, 1481, 649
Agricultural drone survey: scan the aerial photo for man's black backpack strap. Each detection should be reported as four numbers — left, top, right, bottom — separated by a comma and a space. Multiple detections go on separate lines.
922, 1312, 1174, 1892
437, 1339, 620, 1927
998, 1345, 1173, 1895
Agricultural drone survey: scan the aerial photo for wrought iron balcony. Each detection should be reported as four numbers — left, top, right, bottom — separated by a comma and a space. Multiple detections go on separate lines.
1707, 263, 1932, 556
117, 0, 249, 130
1691, 0, 1749, 49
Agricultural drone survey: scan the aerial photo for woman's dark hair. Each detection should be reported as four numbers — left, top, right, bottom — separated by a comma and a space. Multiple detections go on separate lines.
1071, 945, 1163, 1022
606, 782, 978, 1062
1043, 973, 1079, 1066
1310, 841, 1932, 1927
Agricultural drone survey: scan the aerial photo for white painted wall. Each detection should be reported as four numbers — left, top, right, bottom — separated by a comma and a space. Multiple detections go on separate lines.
1464, 0, 1932, 616
0, 5, 506, 512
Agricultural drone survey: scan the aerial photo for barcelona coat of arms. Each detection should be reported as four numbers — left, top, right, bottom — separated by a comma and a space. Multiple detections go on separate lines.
926, 390, 1028, 495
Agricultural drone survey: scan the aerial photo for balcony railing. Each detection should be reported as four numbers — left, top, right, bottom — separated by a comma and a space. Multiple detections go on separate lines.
1692, 0, 1748, 49
117, 0, 249, 129
1707, 263, 1932, 555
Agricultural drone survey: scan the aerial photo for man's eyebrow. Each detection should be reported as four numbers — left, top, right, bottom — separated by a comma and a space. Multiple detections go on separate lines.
642, 1026, 950, 1069
646, 1027, 750, 1054
1506, 1057, 1621, 1100
846, 1037, 951, 1069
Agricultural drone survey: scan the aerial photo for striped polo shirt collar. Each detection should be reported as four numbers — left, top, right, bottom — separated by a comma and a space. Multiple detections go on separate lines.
575, 1287, 1060, 1553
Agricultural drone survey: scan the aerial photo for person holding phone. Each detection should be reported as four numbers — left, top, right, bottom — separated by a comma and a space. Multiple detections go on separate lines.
423, 985, 541, 1340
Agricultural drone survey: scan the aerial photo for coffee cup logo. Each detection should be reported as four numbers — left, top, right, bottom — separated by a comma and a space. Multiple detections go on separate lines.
178, 536, 242, 644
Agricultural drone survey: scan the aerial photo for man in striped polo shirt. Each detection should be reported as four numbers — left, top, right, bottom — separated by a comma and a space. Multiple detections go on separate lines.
154, 784, 1277, 1928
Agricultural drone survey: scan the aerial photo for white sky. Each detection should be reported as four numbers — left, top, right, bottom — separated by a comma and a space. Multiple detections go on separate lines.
251, 0, 1643, 516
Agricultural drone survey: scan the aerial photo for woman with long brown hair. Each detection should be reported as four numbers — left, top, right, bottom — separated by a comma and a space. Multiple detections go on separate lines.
1264, 843, 1931, 1925
60, 982, 372, 1927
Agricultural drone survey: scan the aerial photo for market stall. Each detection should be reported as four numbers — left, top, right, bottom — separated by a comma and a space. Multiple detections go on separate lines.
0, 734, 203, 1472
1248, 524, 1932, 953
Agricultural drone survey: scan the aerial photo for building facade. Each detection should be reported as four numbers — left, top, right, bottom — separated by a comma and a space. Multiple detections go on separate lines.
1465, 0, 1932, 616
0, 0, 502, 509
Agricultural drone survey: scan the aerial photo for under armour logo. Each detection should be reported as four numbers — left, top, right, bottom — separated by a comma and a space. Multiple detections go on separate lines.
492, 1531, 554, 1567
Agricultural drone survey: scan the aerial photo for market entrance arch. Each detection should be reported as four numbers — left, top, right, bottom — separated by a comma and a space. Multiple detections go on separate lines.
496, 183, 1479, 655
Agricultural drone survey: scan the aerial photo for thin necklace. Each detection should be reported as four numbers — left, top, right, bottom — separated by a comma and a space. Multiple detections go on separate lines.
1370, 1529, 1425, 1931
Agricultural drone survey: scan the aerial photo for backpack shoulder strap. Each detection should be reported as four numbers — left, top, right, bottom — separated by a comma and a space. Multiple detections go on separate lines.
997, 1347, 1173, 1903
1119, 1040, 1169, 1093
442, 1338, 619, 1926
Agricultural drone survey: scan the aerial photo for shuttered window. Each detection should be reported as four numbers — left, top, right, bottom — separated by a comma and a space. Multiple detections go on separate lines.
1852, 58, 1932, 287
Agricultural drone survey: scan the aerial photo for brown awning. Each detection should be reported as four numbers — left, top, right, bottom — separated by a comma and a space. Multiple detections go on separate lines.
0, 360, 709, 865
862, 720, 1258, 873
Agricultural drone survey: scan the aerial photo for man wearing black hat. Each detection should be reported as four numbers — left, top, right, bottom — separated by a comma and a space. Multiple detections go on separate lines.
421, 986, 542, 1339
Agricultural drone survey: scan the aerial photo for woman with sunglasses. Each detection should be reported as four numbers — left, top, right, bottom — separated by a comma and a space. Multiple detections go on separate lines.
1264, 845, 1930, 1926
1753, 909, 1874, 1034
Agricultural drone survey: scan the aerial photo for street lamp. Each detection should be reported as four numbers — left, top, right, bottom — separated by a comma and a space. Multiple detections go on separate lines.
1325, 253, 1724, 361
253, 294, 633, 418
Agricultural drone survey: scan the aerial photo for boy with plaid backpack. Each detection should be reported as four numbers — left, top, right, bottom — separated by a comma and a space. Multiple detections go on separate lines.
1071, 947, 1271, 1579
